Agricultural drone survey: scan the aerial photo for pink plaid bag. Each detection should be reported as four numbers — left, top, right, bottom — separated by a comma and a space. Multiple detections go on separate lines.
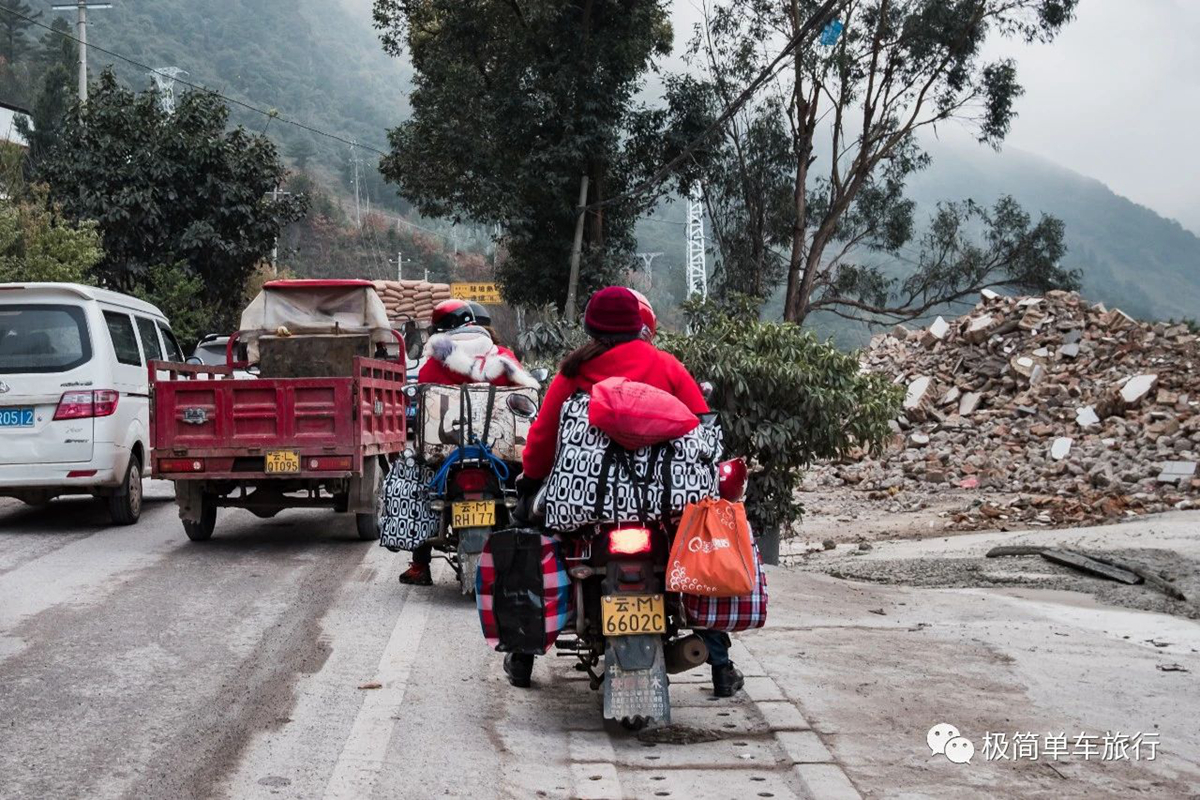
681, 548, 767, 632
476, 529, 571, 654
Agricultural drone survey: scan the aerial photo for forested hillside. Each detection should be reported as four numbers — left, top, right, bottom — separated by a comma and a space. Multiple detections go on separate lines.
12, 0, 408, 202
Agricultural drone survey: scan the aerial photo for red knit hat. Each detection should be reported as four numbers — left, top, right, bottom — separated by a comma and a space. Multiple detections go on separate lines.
584, 286, 643, 340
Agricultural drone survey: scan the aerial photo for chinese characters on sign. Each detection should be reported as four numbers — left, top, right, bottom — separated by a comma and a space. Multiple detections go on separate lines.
450, 282, 502, 304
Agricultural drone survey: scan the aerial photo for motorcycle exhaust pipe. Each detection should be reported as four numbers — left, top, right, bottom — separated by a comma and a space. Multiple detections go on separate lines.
664, 634, 708, 674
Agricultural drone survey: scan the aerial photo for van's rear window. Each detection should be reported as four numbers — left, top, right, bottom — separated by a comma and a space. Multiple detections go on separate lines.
0, 304, 92, 374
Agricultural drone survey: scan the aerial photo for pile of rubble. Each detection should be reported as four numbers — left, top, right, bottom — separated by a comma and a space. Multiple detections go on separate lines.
828, 290, 1200, 528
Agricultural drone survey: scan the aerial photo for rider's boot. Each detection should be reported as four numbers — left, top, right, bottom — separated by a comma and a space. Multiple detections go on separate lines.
504, 653, 534, 688
398, 563, 433, 586
712, 661, 744, 698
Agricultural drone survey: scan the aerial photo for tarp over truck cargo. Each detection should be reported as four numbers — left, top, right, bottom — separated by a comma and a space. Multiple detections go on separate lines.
239, 279, 392, 362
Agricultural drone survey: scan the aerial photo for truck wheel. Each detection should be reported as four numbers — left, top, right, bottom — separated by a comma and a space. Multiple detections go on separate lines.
183, 495, 217, 541
354, 460, 385, 540
107, 454, 143, 525
332, 492, 349, 513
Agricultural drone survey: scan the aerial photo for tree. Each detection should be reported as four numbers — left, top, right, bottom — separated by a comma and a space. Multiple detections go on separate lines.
660, 296, 902, 561
131, 262, 217, 352
15, 63, 73, 174
35, 70, 307, 324
0, 0, 39, 106
666, 0, 1080, 323
0, 187, 103, 283
373, 0, 672, 313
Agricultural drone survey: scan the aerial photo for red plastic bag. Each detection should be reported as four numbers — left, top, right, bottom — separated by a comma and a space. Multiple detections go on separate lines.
588, 376, 699, 451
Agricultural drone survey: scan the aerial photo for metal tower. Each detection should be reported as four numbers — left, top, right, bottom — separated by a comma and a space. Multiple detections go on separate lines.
635, 252, 663, 289
685, 182, 708, 299
149, 67, 188, 114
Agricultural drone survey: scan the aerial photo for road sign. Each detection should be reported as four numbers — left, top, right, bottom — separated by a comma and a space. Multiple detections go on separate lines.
450, 282, 502, 304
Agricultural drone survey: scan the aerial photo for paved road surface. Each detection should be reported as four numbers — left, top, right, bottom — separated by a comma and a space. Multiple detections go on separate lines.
0, 483, 826, 800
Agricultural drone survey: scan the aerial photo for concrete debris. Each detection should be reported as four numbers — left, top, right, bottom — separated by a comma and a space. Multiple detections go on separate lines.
819, 291, 1199, 528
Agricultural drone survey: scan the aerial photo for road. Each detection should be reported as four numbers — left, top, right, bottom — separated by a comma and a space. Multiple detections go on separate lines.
0, 482, 829, 800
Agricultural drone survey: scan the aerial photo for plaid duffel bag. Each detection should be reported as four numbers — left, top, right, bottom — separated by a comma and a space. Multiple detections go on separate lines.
681, 547, 768, 632
476, 528, 571, 654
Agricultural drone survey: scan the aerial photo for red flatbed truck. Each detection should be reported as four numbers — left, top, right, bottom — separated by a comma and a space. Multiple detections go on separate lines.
148, 280, 408, 541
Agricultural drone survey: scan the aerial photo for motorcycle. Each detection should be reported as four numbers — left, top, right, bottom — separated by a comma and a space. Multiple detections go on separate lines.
404, 387, 544, 596
516, 402, 748, 730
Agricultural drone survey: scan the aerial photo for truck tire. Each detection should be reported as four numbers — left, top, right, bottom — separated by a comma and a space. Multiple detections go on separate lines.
107, 453, 143, 525
183, 495, 217, 541
355, 464, 384, 540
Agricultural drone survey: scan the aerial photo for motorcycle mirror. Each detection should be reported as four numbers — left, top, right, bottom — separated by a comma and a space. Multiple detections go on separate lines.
507, 393, 538, 419
531, 367, 550, 383
699, 381, 714, 400
698, 411, 719, 428
185, 356, 202, 365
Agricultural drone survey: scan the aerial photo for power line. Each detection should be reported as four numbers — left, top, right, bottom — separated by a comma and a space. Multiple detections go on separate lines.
0, 5, 389, 156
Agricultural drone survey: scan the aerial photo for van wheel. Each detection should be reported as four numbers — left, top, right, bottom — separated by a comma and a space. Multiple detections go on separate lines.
108, 454, 143, 525
183, 495, 217, 541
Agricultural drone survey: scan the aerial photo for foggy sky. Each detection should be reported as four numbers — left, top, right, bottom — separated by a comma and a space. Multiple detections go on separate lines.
668, 0, 1200, 232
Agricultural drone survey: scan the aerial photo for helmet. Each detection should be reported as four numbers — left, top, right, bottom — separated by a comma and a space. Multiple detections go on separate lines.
629, 289, 656, 337
430, 299, 476, 332
467, 301, 492, 327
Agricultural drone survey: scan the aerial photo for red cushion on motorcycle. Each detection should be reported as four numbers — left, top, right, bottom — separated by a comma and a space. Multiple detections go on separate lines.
588, 376, 699, 450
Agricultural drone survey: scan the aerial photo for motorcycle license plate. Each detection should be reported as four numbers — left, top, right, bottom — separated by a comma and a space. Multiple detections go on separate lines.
601, 594, 666, 636
452, 500, 495, 528
264, 450, 300, 474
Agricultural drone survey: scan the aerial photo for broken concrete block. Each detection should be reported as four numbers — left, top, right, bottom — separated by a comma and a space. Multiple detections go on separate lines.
958, 392, 982, 416
1050, 437, 1073, 460
1157, 461, 1198, 484
1105, 308, 1137, 331
964, 314, 998, 343
922, 316, 950, 348
1059, 342, 1081, 359
903, 376, 932, 411
980, 288, 1001, 301
908, 432, 930, 448
1075, 406, 1100, 428
1062, 329, 1082, 345
1120, 374, 1159, 406
940, 386, 961, 406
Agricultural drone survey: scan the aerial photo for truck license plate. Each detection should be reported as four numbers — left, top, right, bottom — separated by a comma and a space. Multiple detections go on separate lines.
264, 450, 300, 474
452, 500, 495, 528
601, 594, 666, 636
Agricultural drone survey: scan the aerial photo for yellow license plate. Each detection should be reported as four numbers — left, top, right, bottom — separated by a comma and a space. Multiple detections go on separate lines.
264, 450, 300, 474
601, 594, 666, 636
452, 500, 496, 528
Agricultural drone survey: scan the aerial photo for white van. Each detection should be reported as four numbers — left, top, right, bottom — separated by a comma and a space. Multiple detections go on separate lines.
0, 283, 185, 523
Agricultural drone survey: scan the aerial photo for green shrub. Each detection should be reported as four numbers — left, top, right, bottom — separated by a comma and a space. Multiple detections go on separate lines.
660, 297, 902, 541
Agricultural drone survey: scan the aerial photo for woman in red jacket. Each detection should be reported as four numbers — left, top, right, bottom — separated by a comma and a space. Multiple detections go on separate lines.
508, 287, 744, 698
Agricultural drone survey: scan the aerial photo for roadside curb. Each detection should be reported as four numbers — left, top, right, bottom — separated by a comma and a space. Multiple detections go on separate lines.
731, 639, 863, 800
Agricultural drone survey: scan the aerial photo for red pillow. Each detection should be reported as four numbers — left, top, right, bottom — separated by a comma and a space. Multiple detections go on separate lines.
588, 376, 699, 450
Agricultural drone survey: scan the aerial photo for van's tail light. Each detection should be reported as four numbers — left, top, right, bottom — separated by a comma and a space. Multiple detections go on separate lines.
453, 468, 489, 492
54, 390, 119, 420
608, 527, 652, 555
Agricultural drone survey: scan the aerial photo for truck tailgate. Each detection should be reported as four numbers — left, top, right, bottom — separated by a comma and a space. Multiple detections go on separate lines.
154, 377, 355, 453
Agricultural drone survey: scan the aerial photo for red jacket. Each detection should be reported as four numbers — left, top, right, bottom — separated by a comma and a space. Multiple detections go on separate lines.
418, 344, 524, 387
522, 339, 709, 480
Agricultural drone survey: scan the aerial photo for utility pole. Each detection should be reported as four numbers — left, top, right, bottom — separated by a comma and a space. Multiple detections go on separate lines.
350, 142, 362, 229
266, 186, 292, 275
396, 251, 403, 281
565, 174, 589, 322
52, 1, 112, 102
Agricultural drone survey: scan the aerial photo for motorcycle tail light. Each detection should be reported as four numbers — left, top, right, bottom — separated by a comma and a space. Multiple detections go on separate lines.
608, 527, 652, 555
718, 458, 747, 501
453, 468, 489, 492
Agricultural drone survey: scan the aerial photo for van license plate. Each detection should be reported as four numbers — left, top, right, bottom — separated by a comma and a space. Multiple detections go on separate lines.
601, 594, 666, 635
452, 500, 495, 528
0, 408, 34, 428
265, 450, 300, 474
